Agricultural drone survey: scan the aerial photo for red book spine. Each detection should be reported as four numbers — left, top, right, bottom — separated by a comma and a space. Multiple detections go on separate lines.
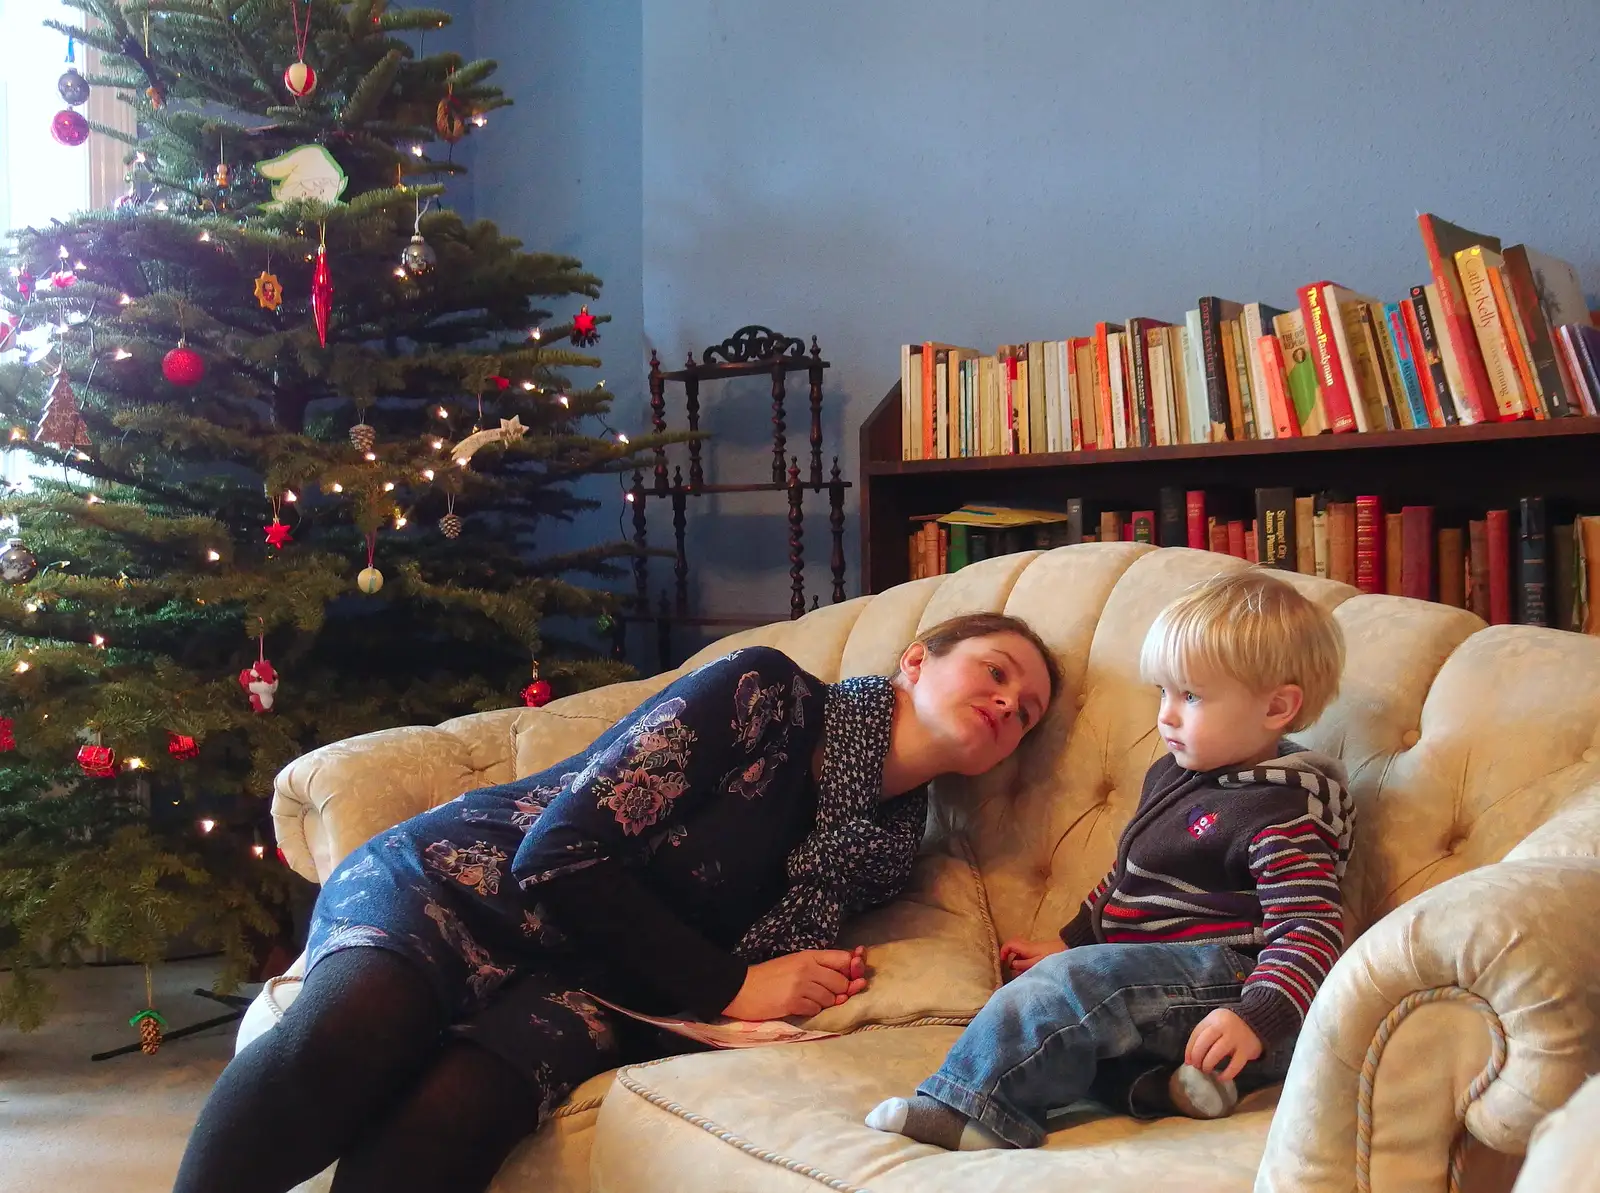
1400, 294, 1446, 427
1297, 282, 1359, 433
921, 340, 936, 459
1245, 520, 1260, 563
1093, 324, 1119, 451
1401, 506, 1435, 601
1485, 509, 1511, 624
1004, 352, 1020, 455
1185, 490, 1207, 549
1227, 520, 1246, 559
1258, 335, 1301, 438
1417, 214, 1498, 424
1355, 496, 1383, 594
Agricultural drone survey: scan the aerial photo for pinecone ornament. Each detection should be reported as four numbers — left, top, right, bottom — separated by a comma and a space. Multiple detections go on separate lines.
130, 1009, 167, 1055
439, 512, 462, 539
349, 422, 376, 453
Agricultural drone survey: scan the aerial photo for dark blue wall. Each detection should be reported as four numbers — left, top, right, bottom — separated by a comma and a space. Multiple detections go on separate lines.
469, 0, 1600, 621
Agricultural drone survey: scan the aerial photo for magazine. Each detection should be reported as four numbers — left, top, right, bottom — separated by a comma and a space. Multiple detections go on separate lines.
584, 992, 839, 1050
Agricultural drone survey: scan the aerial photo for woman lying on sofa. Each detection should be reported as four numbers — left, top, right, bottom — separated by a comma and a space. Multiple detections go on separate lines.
174, 612, 1058, 1193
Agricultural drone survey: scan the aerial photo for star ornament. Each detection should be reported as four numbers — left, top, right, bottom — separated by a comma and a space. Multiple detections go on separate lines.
499, 415, 526, 444
254, 271, 284, 311
264, 519, 293, 548
570, 305, 599, 347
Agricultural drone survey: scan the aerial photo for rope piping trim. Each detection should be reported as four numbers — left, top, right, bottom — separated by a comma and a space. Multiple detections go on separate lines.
1354, 985, 1507, 1193
614, 1057, 872, 1193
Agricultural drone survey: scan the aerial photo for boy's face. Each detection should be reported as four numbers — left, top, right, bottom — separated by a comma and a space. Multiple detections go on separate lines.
1151, 668, 1302, 773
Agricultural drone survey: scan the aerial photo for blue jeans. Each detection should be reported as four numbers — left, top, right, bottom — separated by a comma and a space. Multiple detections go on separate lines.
917, 943, 1296, 1148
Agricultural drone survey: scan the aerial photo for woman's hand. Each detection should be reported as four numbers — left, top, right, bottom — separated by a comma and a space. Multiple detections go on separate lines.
999, 937, 1066, 978
723, 945, 867, 1020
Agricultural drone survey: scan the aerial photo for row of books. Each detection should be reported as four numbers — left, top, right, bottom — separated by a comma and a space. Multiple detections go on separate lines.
898, 213, 1600, 461
907, 497, 1600, 632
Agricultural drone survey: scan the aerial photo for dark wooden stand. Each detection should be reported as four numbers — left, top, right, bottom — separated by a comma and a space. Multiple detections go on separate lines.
616, 327, 853, 668
859, 379, 1600, 594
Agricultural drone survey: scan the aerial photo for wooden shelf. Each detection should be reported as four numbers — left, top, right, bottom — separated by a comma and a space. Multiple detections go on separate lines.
858, 380, 1600, 595
865, 415, 1600, 475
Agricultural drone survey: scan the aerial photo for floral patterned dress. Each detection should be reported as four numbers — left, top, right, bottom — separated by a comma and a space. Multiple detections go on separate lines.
305, 646, 856, 1126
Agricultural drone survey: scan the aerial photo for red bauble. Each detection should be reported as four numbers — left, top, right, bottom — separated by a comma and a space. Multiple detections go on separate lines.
163, 342, 206, 386
0, 717, 15, 753
522, 678, 553, 708
167, 732, 200, 760
77, 744, 117, 778
311, 245, 333, 347
570, 305, 600, 347
283, 60, 317, 98
51, 109, 90, 147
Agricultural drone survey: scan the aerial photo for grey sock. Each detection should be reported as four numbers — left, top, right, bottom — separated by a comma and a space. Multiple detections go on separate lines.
865, 1094, 1013, 1150
1167, 1064, 1239, 1120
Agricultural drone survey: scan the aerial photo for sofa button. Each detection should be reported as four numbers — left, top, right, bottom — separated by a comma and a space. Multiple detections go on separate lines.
1401, 729, 1420, 748
1076, 693, 1087, 708
1585, 748, 1598, 764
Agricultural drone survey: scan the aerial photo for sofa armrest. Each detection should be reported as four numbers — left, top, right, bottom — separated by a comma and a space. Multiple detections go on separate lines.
271, 708, 524, 883
1256, 855, 1600, 1193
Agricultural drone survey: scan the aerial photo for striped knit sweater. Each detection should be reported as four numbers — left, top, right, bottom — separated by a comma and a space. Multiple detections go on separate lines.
1058, 744, 1353, 1046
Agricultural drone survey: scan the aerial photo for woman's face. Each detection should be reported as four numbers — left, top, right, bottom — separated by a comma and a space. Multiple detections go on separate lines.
900, 631, 1053, 776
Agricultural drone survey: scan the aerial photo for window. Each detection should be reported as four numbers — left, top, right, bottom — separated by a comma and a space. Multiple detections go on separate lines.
1, 1, 130, 494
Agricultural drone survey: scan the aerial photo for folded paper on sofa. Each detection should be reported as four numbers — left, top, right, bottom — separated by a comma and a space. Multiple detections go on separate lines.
584, 992, 840, 1049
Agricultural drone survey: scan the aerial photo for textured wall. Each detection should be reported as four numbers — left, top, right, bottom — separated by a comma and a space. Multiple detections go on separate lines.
474, 0, 1599, 623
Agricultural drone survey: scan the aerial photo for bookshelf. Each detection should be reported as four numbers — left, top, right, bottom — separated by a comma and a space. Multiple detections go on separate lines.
858, 381, 1600, 594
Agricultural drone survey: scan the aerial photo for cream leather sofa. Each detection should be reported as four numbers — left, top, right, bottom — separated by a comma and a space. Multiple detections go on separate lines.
239, 544, 1600, 1193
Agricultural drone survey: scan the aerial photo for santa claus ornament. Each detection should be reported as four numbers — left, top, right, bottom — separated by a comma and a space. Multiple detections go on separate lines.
239, 642, 280, 714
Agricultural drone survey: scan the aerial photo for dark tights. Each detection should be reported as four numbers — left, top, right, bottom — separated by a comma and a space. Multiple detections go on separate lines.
174, 949, 536, 1193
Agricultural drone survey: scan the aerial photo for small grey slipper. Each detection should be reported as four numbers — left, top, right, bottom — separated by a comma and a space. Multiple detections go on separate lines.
1167, 1064, 1239, 1119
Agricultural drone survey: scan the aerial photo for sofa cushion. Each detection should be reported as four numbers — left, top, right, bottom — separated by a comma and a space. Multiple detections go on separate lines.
591, 1026, 1281, 1193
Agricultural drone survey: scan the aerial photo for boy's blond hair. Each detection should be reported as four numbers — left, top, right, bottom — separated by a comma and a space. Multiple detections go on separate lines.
1139, 569, 1345, 732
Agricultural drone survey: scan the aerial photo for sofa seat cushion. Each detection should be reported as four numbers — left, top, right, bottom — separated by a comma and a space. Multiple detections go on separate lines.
591, 1026, 1281, 1193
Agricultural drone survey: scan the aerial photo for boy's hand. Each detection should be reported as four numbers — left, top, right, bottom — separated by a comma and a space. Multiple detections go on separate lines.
998, 937, 1066, 978
1184, 1008, 1262, 1082
723, 946, 867, 1020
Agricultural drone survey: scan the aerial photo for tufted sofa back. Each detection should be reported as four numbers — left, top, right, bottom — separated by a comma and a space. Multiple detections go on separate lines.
661, 543, 1600, 947
276, 543, 1600, 945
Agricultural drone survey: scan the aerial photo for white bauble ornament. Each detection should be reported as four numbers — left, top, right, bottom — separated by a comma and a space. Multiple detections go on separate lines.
357, 566, 384, 594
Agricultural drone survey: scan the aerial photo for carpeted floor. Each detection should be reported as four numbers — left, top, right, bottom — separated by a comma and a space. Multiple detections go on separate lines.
0, 957, 248, 1193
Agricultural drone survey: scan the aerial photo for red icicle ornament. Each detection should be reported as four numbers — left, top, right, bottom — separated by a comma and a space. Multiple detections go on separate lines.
311, 240, 333, 347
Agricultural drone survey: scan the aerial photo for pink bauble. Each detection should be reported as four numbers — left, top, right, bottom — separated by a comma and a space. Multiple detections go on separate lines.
51, 109, 90, 147
162, 344, 206, 386
283, 60, 317, 98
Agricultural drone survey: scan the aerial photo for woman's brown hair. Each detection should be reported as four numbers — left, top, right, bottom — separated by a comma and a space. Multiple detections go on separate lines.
914, 612, 1062, 706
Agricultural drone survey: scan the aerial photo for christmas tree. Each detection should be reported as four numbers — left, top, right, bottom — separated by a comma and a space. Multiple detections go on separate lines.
0, 0, 670, 1031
